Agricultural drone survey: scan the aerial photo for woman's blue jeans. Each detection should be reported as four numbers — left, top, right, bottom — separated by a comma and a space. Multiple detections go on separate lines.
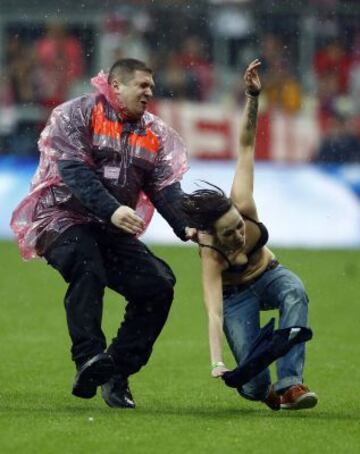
223, 265, 309, 401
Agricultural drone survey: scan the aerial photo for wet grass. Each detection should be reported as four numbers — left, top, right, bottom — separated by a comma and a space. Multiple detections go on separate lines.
0, 242, 360, 453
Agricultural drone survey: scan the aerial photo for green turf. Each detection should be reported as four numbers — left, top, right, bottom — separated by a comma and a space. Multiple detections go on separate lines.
0, 241, 359, 453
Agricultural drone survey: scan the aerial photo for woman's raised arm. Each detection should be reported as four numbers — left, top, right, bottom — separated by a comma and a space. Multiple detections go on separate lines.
230, 59, 261, 218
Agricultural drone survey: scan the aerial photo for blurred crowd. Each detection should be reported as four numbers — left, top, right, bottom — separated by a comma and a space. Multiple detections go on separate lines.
1, 5, 360, 164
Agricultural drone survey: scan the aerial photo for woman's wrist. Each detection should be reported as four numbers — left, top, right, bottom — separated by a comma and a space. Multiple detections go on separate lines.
211, 361, 225, 370
245, 89, 260, 99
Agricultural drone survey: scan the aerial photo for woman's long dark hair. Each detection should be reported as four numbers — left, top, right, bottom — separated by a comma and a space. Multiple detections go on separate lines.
182, 182, 232, 231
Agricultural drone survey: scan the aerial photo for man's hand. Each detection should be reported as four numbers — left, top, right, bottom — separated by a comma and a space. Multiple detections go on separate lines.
185, 227, 198, 242
244, 59, 262, 95
111, 206, 145, 234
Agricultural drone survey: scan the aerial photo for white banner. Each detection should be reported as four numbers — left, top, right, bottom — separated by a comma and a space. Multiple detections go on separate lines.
1, 160, 360, 248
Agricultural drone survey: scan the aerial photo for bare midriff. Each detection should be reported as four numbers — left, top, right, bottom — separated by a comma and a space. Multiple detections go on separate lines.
222, 246, 275, 286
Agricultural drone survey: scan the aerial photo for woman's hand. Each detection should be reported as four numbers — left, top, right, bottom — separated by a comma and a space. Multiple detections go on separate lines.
211, 364, 230, 378
244, 59, 262, 95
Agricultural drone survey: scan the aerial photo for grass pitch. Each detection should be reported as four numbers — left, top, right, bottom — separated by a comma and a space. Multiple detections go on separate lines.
0, 242, 359, 454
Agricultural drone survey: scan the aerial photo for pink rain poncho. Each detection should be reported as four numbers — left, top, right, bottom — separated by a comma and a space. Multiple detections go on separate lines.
11, 71, 188, 259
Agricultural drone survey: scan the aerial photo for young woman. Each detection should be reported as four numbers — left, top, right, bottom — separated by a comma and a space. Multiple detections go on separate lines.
183, 60, 318, 411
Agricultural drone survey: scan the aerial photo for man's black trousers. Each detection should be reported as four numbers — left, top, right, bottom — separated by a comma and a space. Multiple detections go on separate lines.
44, 224, 176, 377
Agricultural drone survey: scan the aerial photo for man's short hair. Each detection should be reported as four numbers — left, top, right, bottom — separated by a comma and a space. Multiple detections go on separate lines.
108, 58, 153, 84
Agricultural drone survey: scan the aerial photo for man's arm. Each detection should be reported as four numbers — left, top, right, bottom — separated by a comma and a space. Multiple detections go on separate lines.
144, 117, 195, 240
58, 160, 120, 220
58, 160, 144, 234
149, 182, 190, 241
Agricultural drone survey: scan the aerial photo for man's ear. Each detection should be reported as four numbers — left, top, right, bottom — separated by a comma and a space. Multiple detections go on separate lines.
111, 79, 119, 90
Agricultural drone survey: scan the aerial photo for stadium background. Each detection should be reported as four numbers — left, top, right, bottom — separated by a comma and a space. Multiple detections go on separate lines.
0, 1, 359, 453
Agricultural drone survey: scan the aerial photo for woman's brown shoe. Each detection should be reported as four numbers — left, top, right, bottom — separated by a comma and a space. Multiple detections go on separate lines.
280, 384, 318, 410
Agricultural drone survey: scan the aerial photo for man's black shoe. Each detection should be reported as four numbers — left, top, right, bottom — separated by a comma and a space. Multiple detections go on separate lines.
102, 375, 136, 408
72, 353, 115, 399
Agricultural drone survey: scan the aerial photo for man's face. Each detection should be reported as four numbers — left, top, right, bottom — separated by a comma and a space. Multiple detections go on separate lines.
111, 70, 155, 120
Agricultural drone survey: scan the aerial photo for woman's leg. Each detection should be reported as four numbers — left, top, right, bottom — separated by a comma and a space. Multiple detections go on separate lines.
254, 265, 309, 393
223, 288, 271, 401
